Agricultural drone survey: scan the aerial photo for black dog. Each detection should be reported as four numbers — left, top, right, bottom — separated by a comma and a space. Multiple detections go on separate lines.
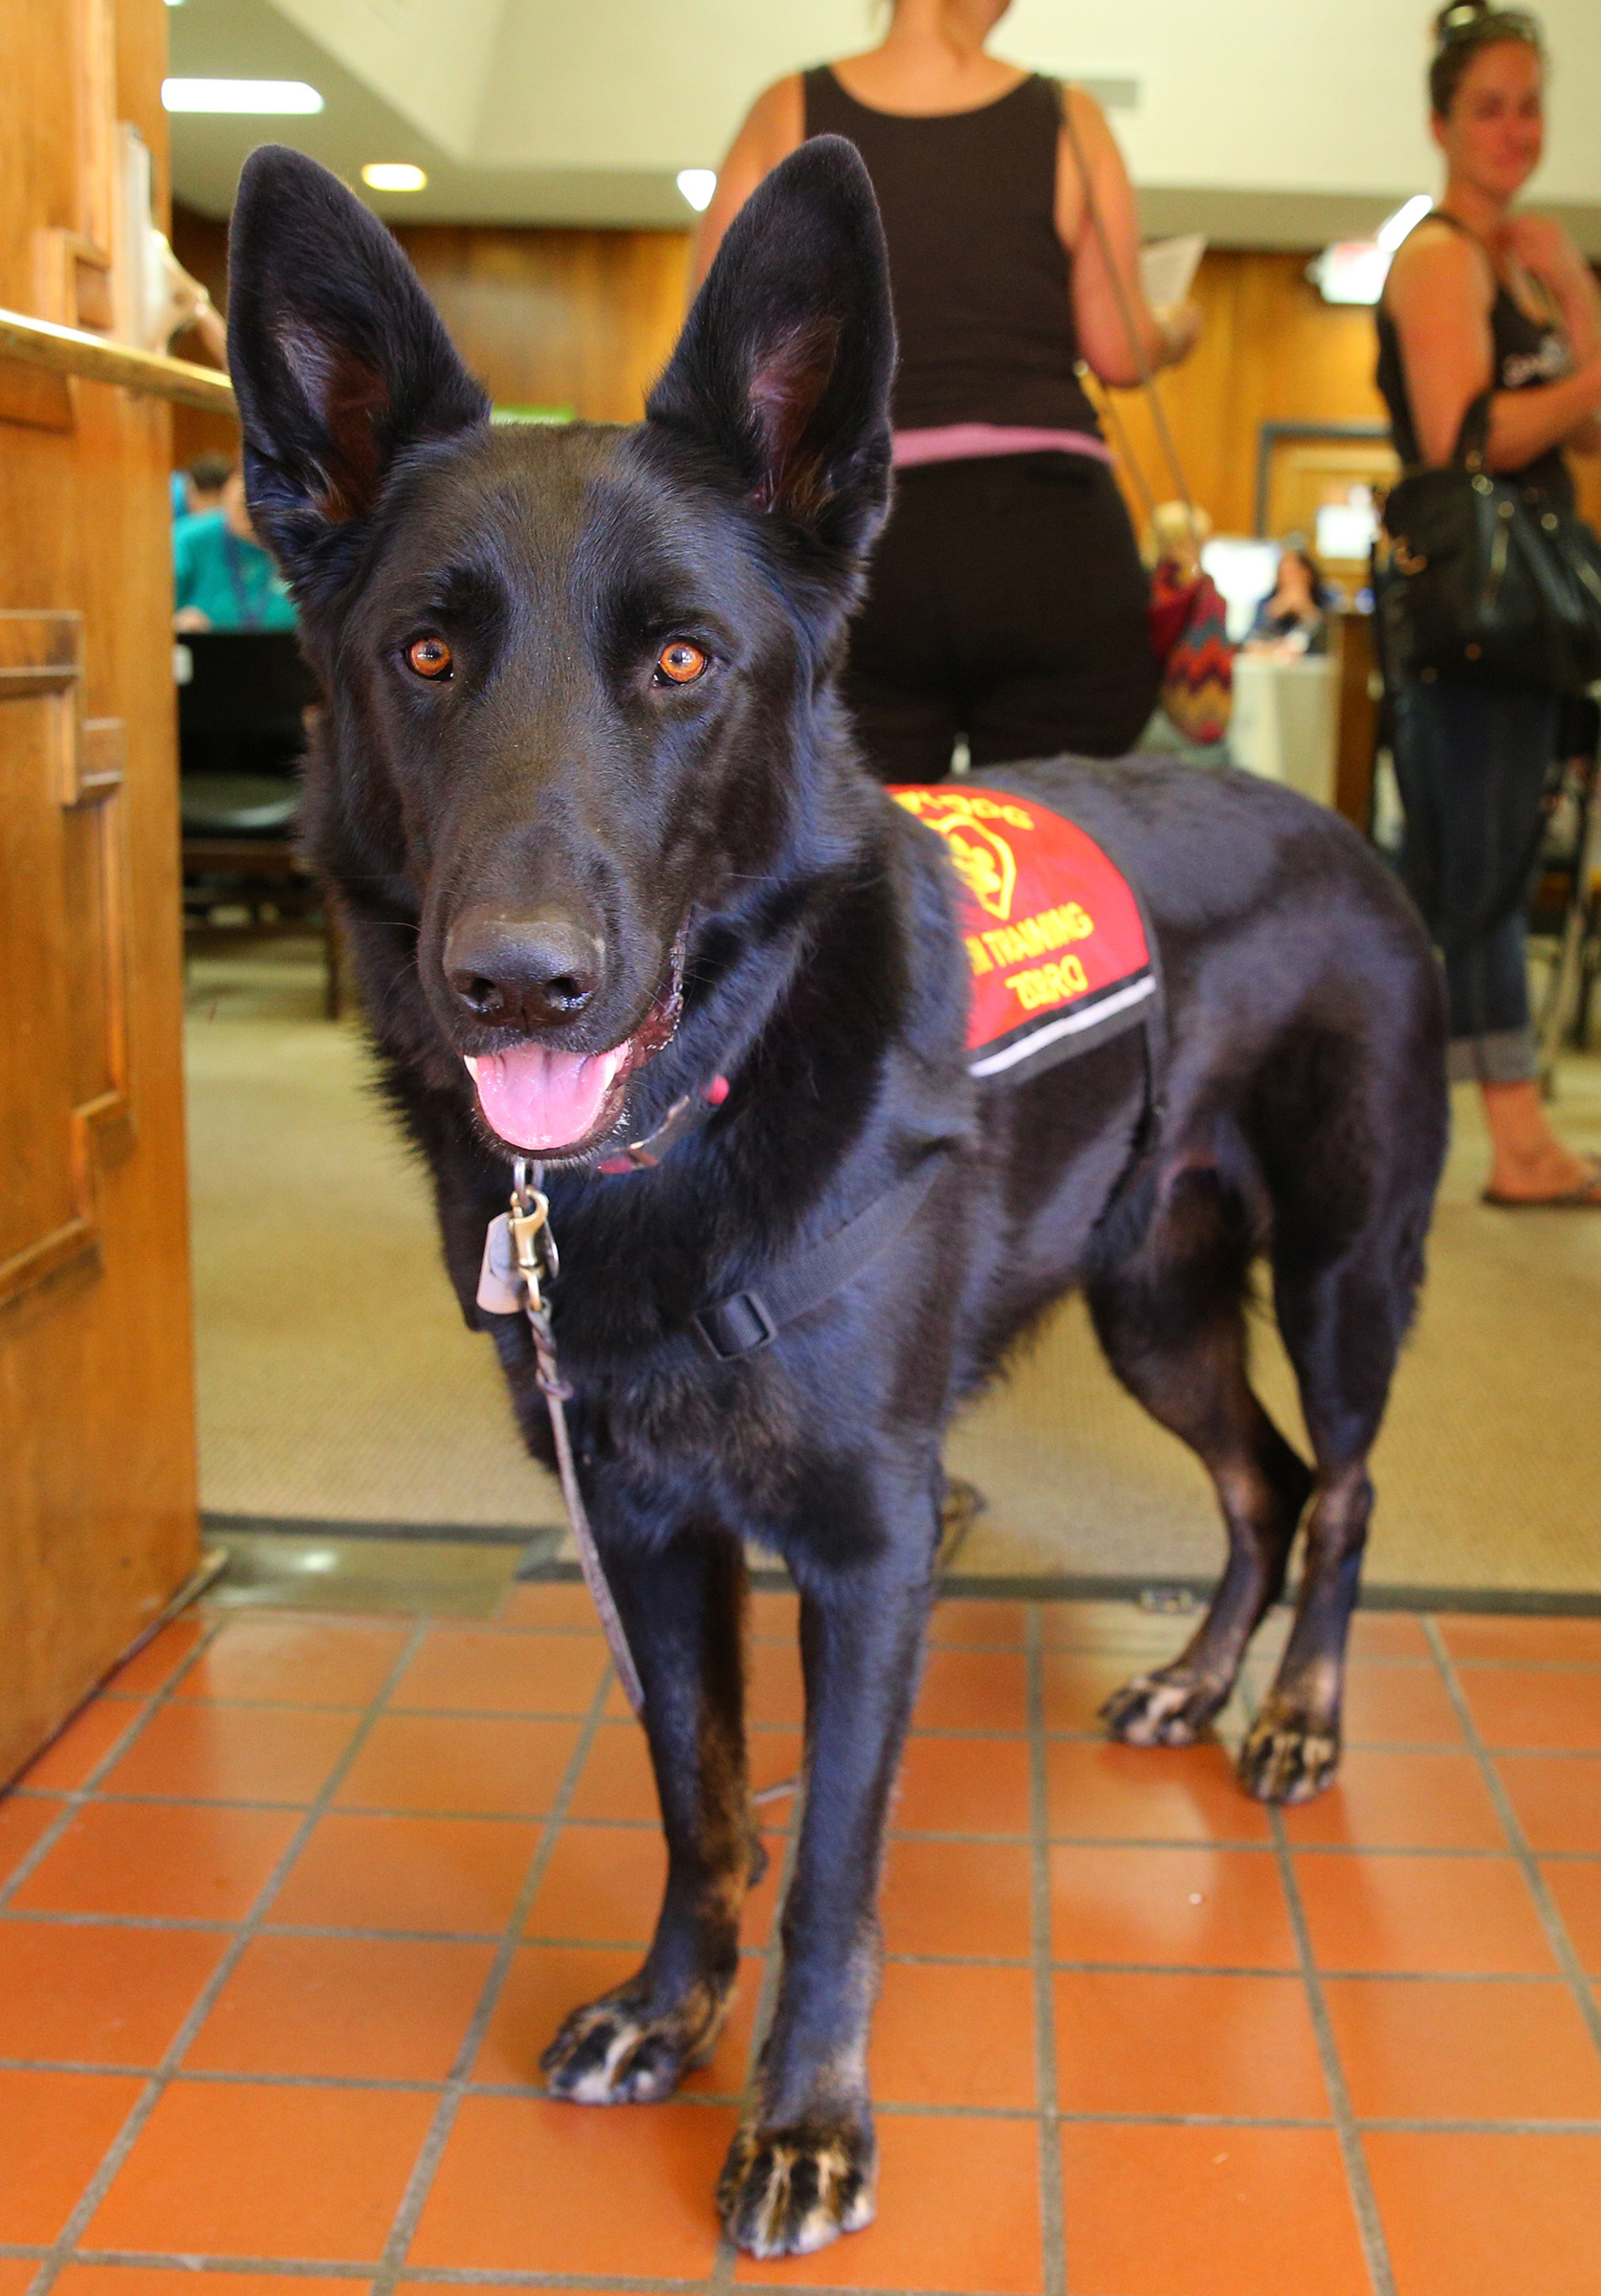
229, 139, 1447, 2257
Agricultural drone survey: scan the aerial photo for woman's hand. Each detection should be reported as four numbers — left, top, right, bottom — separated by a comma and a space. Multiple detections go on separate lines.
1502, 213, 1590, 298
1503, 212, 1601, 366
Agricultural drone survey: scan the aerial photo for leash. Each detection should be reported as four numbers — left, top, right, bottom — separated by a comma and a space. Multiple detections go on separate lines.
479, 1125, 948, 1714
485, 1159, 647, 1718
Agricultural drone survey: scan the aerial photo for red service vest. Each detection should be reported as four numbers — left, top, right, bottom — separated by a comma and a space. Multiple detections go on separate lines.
890, 784, 1158, 1084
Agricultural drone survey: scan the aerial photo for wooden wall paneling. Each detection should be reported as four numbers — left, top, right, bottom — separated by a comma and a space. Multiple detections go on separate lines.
396, 223, 691, 425
166, 210, 694, 458
1099, 249, 1391, 541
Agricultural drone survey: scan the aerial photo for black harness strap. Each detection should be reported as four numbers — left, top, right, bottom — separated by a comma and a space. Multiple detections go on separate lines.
652, 1158, 947, 1372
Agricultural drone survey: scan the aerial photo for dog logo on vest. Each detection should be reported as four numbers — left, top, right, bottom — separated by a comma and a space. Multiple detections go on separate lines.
892, 789, 1027, 921
936, 817, 1018, 920
890, 783, 1158, 1085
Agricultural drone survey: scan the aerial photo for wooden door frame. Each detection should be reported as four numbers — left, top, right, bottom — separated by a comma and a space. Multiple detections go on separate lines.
1253, 419, 1392, 537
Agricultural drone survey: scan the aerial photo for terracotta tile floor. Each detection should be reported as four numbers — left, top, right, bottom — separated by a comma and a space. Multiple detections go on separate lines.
4, 1591, 1601, 2295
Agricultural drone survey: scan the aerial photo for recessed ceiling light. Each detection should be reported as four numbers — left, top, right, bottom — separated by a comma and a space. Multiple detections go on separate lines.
362, 163, 428, 192
676, 168, 716, 213
162, 78, 323, 114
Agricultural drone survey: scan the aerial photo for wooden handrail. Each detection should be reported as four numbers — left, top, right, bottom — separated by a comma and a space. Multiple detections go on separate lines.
0, 306, 235, 414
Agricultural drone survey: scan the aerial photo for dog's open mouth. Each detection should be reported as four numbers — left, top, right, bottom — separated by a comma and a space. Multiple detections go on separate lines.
464, 934, 686, 1159
467, 1041, 631, 1155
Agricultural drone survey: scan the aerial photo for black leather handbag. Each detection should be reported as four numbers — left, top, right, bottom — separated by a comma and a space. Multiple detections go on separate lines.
1376, 398, 1601, 693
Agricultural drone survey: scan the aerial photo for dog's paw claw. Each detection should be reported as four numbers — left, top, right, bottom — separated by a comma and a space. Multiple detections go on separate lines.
1101, 1668, 1229, 1748
540, 1983, 729, 2106
718, 2121, 875, 2259
1237, 1701, 1340, 1803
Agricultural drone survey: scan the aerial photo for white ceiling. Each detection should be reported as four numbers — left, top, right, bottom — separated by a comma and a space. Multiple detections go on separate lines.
167, 0, 1601, 247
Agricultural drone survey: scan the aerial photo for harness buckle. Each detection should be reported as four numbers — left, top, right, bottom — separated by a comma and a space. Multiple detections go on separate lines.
691, 1289, 779, 1361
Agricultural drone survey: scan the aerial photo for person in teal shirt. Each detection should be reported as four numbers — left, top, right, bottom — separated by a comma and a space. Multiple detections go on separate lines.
174, 470, 296, 631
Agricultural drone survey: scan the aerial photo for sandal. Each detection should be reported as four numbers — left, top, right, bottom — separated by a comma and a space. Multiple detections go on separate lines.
1482, 1158, 1601, 1208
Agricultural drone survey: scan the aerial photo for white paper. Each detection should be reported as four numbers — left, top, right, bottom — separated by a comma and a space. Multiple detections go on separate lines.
1139, 232, 1206, 311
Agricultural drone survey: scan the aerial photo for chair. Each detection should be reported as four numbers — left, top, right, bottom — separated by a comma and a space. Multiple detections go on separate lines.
177, 632, 344, 1017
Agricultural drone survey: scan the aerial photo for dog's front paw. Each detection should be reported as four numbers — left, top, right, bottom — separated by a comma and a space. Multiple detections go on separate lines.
540, 1976, 730, 2105
718, 2117, 876, 2258
1237, 1697, 1340, 1803
1101, 1666, 1230, 1747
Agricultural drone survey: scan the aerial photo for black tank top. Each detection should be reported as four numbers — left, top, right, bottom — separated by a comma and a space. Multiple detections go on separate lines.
1375, 212, 1575, 510
801, 67, 1100, 436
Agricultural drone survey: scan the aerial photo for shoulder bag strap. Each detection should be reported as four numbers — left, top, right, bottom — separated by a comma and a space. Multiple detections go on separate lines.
1055, 83, 1200, 548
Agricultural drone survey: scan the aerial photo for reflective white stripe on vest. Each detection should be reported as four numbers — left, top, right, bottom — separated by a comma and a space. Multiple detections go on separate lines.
967, 973, 1157, 1079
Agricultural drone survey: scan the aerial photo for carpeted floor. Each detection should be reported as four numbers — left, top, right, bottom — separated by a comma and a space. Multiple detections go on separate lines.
186, 940, 1601, 1598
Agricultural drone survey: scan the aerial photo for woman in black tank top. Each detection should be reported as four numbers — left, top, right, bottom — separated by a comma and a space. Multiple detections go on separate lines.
692, 0, 1200, 778
1377, 4, 1601, 1205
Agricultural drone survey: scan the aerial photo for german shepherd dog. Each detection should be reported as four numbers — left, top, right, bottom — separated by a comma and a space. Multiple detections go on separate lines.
229, 140, 1447, 2256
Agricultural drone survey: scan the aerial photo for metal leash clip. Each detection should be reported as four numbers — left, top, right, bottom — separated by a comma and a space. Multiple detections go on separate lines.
508, 1159, 560, 1315
498, 1159, 646, 1718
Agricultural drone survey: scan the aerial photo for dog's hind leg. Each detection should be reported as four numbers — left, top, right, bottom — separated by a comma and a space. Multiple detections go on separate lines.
719, 1513, 935, 2260
541, 1528, 757, 2104
1235, 1023, 1443, 1804
1087, 1162, 1314, 1749
1237, 1231, 1419, 1803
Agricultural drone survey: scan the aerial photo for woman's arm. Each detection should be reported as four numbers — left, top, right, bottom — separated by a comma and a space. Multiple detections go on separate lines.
1387, 223, 1601, 469
690, 77, 804, 292
1057, 85, 1198, 386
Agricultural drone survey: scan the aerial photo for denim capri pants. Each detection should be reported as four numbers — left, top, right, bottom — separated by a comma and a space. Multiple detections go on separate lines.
1392, 672, 1560, 1085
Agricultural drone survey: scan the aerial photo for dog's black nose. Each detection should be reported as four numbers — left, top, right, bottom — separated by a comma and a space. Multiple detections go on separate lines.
444, 905, 604, 1029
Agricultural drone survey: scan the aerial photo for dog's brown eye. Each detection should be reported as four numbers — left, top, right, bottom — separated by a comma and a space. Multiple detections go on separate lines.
406, 635, 452, 679
655, 640, 709, 685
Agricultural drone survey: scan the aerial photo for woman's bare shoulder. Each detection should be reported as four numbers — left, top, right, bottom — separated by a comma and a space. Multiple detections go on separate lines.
733, 74, 805, 164
1059, 80, 1114, 143
1387, 218, 1493, 314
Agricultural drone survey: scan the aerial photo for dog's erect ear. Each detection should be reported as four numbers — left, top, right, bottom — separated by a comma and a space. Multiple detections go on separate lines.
227, 146, 489, 596
646, 137, 895, 559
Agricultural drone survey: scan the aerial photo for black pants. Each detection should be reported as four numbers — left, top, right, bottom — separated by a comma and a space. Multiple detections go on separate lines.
843, 453, 1158, 782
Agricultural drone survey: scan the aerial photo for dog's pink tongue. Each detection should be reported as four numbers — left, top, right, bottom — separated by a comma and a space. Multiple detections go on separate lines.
472, 1044, 622, 1152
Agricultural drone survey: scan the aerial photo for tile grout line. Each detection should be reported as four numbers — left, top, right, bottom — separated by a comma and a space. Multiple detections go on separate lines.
21, 1615, 435, 2296
15, 1794, 1589, 1837
1422, 1616, 1601, 2058
369, 1647, 623, 2293
1267, 1807, 1397, 2296
0, 1617, 232, 1915
1026, 1606, 1067, 2296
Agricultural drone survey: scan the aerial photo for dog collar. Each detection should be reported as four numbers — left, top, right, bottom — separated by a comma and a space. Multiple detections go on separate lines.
593, 1073, 730, 1175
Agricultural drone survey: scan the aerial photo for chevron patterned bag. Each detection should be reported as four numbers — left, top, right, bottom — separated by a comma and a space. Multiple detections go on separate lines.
1150, 561, 1234, 744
